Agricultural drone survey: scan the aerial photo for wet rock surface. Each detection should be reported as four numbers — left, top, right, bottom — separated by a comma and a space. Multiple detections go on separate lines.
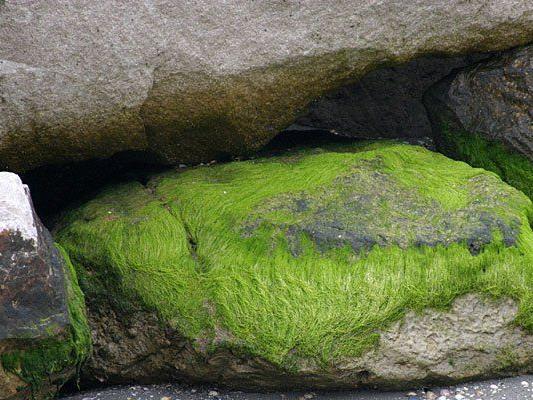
0, 172, 90, 400
426, 45, 533, 161
0, 172, 68, 341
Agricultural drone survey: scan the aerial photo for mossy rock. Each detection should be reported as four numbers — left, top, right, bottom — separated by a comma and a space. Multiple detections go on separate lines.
428, 122, 533, 201
56, 143, 533, 389
0, 172, 91, 400
424, 45, 533, 201
0, 247, 91, 400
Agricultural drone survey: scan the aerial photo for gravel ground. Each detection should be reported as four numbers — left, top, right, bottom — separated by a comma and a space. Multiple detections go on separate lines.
61, 375, 533, 400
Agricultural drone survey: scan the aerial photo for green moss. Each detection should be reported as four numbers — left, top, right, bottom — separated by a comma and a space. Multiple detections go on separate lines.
245, 152, 524, 253
0, 246, 91, 398
60, 246, 92, 365
437, 124, 533, 200
495, 345, 521, 371
58, 182, 208, 335
56, 143, 533, 370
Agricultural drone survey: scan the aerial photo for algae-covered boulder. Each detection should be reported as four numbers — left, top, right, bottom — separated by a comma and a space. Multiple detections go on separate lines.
425, 45, 533, 199
1, 1, 533, 172
56, 143, 533, 389
0, 172, 91, 400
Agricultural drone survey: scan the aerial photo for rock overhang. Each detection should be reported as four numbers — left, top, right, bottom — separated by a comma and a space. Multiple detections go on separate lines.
1, 0, 533, 172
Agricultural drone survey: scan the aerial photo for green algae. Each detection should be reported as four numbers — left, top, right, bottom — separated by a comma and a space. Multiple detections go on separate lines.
245, 154, 524, 254
436, 123, 533, 201
56, 143, 533, 371
0, 246, 91, 398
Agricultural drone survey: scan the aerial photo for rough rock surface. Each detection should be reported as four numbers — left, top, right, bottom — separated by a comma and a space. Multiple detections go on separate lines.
0, 172, 67, 340
56, 143, 533, 390
80, 291, 533, 390
0, 172, 90, 400
292, 55, 487, 140
356, 295, 533, 384
1, 1, 533, 172
426, 45, 532, 161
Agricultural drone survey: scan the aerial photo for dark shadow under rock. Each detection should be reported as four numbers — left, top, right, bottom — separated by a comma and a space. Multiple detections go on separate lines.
292, 54, 489, 140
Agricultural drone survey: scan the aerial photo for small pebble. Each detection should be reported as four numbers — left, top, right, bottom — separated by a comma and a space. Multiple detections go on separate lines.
208, 390, 219, 397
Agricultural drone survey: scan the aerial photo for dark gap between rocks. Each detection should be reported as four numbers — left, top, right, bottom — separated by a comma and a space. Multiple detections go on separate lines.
22, 150, 168, 229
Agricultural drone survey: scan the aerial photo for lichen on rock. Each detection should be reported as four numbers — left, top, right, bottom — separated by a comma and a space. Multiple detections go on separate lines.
56, 143, 533, 389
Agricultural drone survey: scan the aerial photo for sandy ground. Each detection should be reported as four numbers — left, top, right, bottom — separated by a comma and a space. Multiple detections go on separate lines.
61, 375, 533, 400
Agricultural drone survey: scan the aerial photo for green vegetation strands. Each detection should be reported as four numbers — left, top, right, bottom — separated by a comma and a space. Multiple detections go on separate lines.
56, 142, 533, 371
438, 124, 533, 200
0, 246, 91, 398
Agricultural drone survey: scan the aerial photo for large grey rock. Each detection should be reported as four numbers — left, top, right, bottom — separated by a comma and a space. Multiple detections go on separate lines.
1, 0, 532, 172
0, 172, 90, 400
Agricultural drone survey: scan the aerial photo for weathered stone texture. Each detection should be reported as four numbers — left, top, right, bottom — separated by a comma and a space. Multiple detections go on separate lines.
0, 172, 68, 340
1, 1, 532, 171
426, 45, 533, 161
